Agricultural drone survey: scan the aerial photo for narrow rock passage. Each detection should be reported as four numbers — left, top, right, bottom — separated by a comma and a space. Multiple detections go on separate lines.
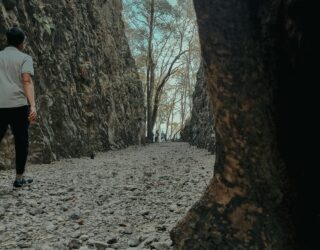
0, 142, 214, 250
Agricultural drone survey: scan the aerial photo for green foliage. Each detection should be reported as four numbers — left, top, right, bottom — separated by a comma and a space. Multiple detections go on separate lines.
33, 14, 55, 36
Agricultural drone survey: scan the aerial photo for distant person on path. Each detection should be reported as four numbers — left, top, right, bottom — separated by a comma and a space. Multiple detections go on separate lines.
155, 130, 159, 142
161, 131, 166, 142
0, 27, 36, 188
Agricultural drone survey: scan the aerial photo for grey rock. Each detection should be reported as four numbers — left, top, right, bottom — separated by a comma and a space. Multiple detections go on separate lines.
16, 208, 27, 216
34, 244, 55, 250
45, 222, 56, 232
52, 241, 68, 250
122, 228, 133, 235
156, 225, 167, 232
79, 247, 91, 250
107, 237, 118, 244
27, 200, 38, 207
17, 232, 28, 241
29, 208, 44, 216
88, 239, 109, 249
141, 210, 150, 216
88, 233, 95, 238
69, 213, 81, 220
60, 205, 69, 212
73, 223, 80, 230
80, 234, 89, 241
142, 236, 158, 246
72, 230, 81, 238
169, 204, 178, 212
68, 239, 81, 249
128, 238, 140, 247
0, 225, 6, 233
151, 241, 171, 250
56, 216, 65, 222
0, 207, 5, 218
17, 240, 32, 248
2, 201, 11, 209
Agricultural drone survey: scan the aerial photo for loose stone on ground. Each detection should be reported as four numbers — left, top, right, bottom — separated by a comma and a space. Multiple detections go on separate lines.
0, 142, 214, 249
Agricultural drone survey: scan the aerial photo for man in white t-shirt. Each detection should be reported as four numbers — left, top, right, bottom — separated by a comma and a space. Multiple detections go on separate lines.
0, 26, 37, 188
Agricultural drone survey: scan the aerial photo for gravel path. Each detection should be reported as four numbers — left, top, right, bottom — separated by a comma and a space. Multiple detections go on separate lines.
0, 142, 214, 250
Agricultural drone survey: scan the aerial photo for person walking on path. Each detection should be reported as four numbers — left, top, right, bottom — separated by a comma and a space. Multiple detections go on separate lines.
155, 130, 159, 142
0, 26, 37, 188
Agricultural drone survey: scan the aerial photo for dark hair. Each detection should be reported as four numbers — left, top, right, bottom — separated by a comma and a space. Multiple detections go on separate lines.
6, 27, 25, 47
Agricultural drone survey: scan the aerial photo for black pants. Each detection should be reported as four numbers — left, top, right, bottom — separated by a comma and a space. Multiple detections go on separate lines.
0, 105, 29, 175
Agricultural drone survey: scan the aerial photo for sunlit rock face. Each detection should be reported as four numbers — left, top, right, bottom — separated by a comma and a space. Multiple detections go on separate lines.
181, 64, 215, 153
0, 0, 145, 169
172, 0, 315, 249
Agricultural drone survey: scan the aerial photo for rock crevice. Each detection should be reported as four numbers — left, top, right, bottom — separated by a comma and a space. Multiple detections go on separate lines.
181, 64, 215, 153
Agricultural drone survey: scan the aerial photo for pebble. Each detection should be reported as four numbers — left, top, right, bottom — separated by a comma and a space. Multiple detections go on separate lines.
34, 244, 55, 250
68, 239, 81, 249
45, 222, 56, 232
141, 210, 150, 216
107, 236, 118, 244
0, 143, 214, 250
88, 239, 109, 248
169, 204, 178, 212
79, 247, 91, 250
71, 230, 81, 238
17, 240, 32, 248
80, 234, 89, 241
151, 241, 171, 250
0, 225, 6, 233
128, 238, 140, 247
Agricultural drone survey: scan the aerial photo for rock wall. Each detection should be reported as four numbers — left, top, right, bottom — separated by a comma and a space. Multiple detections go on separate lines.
0, 0, 145, 170
172, 0, 316, 249
181, 65, 215, 153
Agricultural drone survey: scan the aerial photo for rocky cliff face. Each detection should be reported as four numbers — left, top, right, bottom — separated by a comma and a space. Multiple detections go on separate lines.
181, 65, 215, 153
0, 0, 145, 170
172, 0, 315, 249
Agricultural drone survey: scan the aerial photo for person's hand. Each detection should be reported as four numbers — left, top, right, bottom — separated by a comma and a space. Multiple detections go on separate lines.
28, 105, 37, 123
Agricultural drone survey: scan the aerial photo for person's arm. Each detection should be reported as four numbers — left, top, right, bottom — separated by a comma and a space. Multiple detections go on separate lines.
22, 73, 37, 122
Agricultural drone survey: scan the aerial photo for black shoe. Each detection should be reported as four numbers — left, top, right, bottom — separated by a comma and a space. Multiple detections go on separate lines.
13, 178, 33, 188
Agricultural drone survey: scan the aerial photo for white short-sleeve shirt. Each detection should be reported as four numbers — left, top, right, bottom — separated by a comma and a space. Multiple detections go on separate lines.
0, 46, 34, 108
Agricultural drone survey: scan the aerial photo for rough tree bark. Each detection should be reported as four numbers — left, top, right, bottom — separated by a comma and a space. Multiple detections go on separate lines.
146, 0, 155, 142
171, 0, 316, 249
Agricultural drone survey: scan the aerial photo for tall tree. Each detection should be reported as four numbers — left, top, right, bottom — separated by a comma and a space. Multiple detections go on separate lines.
146, 0, 156, 142
123, 0, 200, 141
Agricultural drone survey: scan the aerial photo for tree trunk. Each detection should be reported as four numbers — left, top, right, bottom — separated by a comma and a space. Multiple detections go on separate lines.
146, 0, 155, 142
169, 109, 175, 140
150, 49, 187, 135
150, 88, 161, 134
171, 0, 316, 249
180, 90, 184, 127
166, 90, 178, 137
186, 42, 193, 113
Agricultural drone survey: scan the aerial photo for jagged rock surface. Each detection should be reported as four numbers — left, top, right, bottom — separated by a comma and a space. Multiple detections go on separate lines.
0, 0, 145, 170
181, 65, 215, 153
